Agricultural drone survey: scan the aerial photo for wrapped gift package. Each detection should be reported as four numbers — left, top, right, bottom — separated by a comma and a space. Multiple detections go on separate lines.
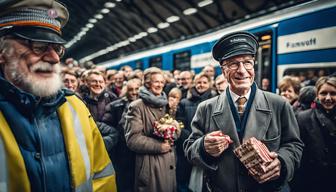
234, 137, 273, 175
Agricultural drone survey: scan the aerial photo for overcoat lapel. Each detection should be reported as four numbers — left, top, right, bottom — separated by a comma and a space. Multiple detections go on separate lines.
243, 89, 272, 141
212, 93, 240, 146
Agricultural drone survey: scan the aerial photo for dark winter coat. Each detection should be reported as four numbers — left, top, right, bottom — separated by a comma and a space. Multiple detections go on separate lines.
102, 97, 135, 192
82, 90, 117, 122
95, 122, 119, 158
293, 106, 336, 191
175, 88, 215, 185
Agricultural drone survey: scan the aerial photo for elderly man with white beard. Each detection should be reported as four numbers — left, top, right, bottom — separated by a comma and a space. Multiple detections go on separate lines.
0, 0, 115, 191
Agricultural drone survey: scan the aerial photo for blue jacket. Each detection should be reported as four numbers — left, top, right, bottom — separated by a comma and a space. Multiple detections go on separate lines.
0, 76, 71, 192
0, 76, 116, 192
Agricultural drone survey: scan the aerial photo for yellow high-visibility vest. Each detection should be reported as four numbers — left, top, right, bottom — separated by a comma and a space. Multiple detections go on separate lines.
0, 95, 116, 192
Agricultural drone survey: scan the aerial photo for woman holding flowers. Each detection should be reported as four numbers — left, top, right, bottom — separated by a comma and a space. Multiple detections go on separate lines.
125, 67, 181, 192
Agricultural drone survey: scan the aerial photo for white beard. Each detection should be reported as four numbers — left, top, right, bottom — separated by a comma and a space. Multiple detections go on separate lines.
5, 56, 63, 98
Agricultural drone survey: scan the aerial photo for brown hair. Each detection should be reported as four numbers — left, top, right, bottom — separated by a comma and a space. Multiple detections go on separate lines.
279, 76, 301, 95
61, 68, 77, 78
193, 72, 212, 88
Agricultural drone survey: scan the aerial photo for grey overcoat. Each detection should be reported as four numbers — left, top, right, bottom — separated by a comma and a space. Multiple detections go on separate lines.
184, 88, 303, 192
125, 99, 177, 192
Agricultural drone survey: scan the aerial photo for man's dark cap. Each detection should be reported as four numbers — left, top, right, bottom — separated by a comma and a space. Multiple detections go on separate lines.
212, 31, 259, 63
0, 0, 69, 44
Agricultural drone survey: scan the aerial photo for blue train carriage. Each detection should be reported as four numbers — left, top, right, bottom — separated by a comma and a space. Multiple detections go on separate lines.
276, 1, 336, 92
101, 0, 336, 92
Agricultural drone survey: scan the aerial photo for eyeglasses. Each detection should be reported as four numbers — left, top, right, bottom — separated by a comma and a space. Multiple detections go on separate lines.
221, 60, 255, 70
8, 37, 65, 58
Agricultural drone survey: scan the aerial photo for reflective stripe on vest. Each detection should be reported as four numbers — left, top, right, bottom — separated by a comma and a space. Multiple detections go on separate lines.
93, 162, 114, 179
67, 103, 91, 181
0, 138, 8, 192
75, 178, 93, 192
0, 95, 115, 192
0, 111, 30, 191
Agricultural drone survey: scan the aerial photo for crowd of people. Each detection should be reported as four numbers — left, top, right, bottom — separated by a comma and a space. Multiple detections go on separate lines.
0, 1, 335, 192
59, 33, 335, 192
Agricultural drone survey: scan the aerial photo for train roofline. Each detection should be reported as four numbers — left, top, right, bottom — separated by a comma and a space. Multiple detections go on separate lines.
98, 0, 336, 69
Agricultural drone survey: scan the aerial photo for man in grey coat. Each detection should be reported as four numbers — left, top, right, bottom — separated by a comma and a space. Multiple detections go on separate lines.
184, 31, 303, 192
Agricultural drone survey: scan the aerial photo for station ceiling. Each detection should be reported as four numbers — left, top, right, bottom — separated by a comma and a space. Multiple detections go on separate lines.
59, 0, 311, 65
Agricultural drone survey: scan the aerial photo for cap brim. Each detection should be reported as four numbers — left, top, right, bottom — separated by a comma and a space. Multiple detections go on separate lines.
220, 49, 255, 61
12, 27, 66, 44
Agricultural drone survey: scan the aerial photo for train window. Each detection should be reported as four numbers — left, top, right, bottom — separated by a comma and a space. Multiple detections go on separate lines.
135, 60, 143, 69
174, 51, 191, 71
254, 31, 273, 91
283, 67, 336, 86
149, 56, 162, 68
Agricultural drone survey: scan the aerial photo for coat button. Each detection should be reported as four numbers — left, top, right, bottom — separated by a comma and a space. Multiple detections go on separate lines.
34, 152, 41, 160
170, 165, 174, 170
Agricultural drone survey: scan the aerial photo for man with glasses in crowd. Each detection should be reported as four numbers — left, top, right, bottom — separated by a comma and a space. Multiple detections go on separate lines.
179, 70, 193, 99
0, 0, 115, 191
184, 31, 303, 191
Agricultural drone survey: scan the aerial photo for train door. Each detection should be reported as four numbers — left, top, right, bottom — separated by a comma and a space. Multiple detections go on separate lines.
254, 30, 273, 91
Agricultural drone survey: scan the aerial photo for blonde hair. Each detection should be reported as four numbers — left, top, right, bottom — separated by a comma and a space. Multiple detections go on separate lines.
315, 76, 336, 93
86, 69, 106, 81
120, 78, 142, 97
168, 87, 182, 99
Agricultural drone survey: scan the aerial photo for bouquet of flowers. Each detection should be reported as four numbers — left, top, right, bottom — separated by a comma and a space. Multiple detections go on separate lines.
153, 114, 183, 144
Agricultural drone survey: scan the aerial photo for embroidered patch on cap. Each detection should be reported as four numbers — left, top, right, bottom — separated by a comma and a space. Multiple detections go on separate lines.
48, 9, 58, 19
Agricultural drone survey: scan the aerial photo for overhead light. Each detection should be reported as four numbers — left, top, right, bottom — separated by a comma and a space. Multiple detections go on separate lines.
133, 34, 141, 40
86, 23, 94, 28
198, 0, 213, 7
147, 27, 158, 33
101, 8, 110, 14
166, 16, 180, 23
157, 22, 170, 29
98, 50, 108, 55
89, 18, 97, 23
262, 44, 271, 49
94, 14, 104, 19
116, 0, 122, 2
119, 40, 130, 47
183, 8, 197, 15
138, 32, 148, 37
261, 35, 271, 41
78, 31, 86, 36
107, 46, 116, 51
128, 37, 136, 42
104, 2, 116, 8
82, 27, 89, 32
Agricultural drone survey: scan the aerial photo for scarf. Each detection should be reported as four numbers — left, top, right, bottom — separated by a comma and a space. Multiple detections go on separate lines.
188, 87, 213, 102
139, 86, 168, 107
